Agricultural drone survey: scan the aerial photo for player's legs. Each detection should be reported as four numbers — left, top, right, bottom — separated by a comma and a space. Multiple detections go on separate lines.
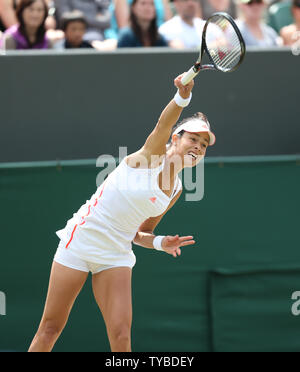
92, 267, 133, 352
28, 261, 88, 352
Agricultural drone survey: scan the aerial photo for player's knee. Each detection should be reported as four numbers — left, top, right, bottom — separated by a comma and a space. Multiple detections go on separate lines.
116, 329, 131, 345
110, 323, 131, 345
38, 319, 63, 344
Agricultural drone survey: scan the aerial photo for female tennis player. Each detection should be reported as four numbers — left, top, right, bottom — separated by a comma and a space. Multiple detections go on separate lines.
28, 73, 215, 352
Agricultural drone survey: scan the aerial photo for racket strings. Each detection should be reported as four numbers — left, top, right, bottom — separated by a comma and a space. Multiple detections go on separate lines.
215, 43, 242, 69
206, 17, 243, 72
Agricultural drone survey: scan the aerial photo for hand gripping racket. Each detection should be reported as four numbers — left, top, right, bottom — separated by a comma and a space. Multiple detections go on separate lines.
181, 12, 246, 85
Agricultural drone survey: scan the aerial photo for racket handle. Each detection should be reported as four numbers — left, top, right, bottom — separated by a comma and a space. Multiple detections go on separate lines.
181, 66, 200, 85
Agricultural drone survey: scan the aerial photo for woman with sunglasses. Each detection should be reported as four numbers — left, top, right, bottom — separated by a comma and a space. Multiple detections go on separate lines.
235, 0, 279, 47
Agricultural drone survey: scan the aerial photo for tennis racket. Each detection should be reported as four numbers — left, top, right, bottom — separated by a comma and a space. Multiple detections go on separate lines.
181, 12, 245, 85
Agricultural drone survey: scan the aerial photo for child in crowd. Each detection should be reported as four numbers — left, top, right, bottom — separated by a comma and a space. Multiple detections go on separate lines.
60, 10, 94, 49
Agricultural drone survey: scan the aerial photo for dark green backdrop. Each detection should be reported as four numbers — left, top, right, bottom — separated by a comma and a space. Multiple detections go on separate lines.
0, 48, 299, 162
1, 156, 299, 351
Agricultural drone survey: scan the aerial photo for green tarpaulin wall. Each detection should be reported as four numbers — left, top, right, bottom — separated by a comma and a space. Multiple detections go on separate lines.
0, 156, 299, 351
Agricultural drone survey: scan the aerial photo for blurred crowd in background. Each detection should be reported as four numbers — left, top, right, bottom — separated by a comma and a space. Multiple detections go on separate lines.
0, 0, 299, 50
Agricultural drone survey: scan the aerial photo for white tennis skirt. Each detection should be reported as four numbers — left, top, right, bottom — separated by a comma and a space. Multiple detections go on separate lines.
55, 213, 137, 274
54, 240, 136, 275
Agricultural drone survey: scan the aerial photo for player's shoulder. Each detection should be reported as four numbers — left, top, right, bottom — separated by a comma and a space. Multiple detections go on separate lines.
125, 148, 164, 169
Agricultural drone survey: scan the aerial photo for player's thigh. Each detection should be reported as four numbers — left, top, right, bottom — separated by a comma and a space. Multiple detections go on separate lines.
39, 261, 89, 328
92, 267, 133, 330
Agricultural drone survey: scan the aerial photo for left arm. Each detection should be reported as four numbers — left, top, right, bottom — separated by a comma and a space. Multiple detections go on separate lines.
133, 189, 195, 258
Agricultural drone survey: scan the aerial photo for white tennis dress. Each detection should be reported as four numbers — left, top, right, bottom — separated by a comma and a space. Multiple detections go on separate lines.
54, 157, 182, 272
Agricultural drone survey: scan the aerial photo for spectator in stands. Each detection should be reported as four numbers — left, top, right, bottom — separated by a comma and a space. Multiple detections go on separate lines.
280, 0, 300, 45
235, 0, 280, 47
54, 10, 95, 49
117, 0, 168, 46
1, 0, 52, 49
105, 0, 172, 40
158, 0, 205, 48
53, 0, 111, 43
199, 0, 237, 20
0, 1, 61, 37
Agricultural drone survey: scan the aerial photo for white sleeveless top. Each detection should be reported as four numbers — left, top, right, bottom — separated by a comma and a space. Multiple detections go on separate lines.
56, 157, 182, 265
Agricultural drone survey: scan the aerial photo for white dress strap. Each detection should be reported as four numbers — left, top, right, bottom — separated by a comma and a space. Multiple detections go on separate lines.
171, 176, 182, 199
158, 156, 166, 172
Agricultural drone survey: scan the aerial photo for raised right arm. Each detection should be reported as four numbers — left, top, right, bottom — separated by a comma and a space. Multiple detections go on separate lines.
141, 75, 194, 158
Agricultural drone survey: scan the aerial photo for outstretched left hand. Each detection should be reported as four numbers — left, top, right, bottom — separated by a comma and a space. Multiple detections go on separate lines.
162, 235, 195, 258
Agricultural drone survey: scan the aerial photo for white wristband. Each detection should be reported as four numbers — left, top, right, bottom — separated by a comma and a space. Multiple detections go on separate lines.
153, 235, 165, 251
174, 91, 192, 108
